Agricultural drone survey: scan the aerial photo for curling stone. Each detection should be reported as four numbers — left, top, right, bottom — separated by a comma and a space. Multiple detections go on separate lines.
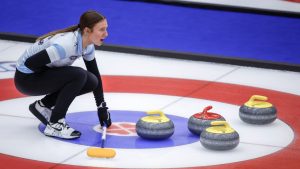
136, 110, 174, 140
239, 95, 277, 125
200, 121, 239, 150
188, 106, 225, 136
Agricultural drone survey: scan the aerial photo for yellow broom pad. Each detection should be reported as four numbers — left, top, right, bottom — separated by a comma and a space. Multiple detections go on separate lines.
87, 147, 116, 158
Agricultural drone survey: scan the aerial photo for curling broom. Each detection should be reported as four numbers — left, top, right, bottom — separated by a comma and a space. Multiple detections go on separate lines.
87, 125, 116, 158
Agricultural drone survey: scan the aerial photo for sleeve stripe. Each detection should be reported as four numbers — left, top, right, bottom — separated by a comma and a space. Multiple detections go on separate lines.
46, 44, 66, 62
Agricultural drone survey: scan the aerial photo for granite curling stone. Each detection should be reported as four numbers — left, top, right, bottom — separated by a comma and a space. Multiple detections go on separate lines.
239, 95, 277, 125
200, 121, 239, 150
136, 110, 174, 140
188, 106, 225, 136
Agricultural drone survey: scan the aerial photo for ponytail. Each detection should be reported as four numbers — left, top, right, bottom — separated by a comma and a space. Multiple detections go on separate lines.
36, 25, 79, 42
36, 10, 105, 42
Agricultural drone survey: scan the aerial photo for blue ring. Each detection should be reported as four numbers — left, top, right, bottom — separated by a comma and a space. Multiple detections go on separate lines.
39, 110, 199, 149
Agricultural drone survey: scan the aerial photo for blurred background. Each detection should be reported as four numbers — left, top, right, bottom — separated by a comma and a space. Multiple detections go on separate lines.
0, 0, 300, 71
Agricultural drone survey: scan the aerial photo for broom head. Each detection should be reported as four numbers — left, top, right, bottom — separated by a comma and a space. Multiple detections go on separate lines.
87, 147, 116, 158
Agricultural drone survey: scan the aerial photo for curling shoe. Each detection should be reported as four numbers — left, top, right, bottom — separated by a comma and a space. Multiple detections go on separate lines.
29, 100, 52, 125
44, 118, 81, 139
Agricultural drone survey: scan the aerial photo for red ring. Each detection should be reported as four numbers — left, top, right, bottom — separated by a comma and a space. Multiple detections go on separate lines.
1, 75, 299, 169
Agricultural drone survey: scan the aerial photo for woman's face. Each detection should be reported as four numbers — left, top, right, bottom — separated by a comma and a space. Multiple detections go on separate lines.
87, 19, 108, 46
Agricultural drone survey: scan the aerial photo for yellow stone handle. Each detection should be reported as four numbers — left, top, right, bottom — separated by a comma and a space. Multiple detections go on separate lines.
245, 95, 272, 108
142, 110, 170, 123
211, 120, 230, 128
146, 110, 166, 117
207, 121, 235, 133
249, 95, 267, 103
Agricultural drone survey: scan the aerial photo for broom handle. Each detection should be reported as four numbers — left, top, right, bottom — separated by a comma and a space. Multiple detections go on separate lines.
101, 126, 107, 148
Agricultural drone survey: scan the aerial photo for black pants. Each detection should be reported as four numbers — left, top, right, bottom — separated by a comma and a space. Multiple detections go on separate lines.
14, 66, 98, 123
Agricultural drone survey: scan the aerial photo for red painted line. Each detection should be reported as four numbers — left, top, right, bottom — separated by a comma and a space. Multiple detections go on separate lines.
0, 78, 26, 101
0, 75, 300, 169
285, 0, 300, 3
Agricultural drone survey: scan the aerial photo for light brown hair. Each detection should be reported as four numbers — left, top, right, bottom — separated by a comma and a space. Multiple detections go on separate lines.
36, 10, 105, 41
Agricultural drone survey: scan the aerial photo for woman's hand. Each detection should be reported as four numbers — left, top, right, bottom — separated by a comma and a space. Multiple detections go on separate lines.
97, 102, 112, 127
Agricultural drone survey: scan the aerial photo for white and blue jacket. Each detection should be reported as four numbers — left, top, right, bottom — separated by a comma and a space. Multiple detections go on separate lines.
16, 29, 95, 74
